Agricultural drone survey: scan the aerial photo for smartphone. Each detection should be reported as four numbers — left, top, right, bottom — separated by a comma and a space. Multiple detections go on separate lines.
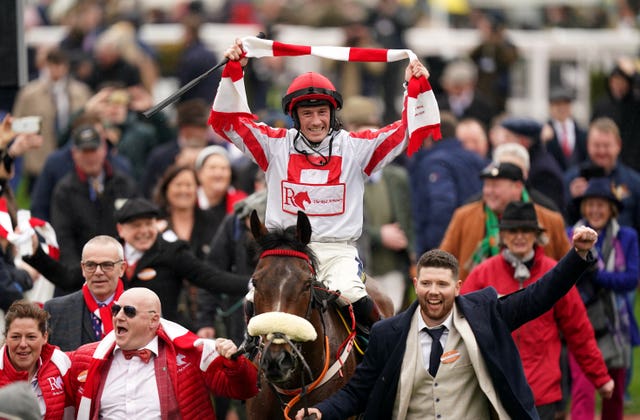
579, 163, 606, 180
11, 116, 42, 134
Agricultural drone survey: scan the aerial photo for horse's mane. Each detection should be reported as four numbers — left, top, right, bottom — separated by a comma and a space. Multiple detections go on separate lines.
256, 225, 319, 273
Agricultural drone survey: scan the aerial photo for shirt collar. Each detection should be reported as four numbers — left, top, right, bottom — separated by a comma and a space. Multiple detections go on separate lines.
124, 242, 144, 265
417, 309, 454, 332
89, 290, 116, 306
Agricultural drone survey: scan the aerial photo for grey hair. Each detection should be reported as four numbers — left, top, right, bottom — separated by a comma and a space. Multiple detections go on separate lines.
82, 235, 124, 261
492, 142, 531, 172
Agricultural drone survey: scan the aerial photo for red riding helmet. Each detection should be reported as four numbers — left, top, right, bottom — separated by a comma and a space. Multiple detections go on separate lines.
282, 72, 343, 129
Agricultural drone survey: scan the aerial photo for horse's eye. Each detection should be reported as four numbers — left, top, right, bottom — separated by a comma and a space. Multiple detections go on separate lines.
250, 277, 256, 287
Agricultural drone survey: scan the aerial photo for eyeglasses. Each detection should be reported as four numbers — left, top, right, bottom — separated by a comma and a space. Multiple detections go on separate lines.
82, 259, 123, 273
111, 304, 157, 318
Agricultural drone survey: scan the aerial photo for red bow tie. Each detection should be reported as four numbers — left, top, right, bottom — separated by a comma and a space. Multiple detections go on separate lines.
122, 348, 153, 363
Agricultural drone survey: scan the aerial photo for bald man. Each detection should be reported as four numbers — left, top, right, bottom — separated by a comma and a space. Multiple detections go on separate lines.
67, 288, 258, 420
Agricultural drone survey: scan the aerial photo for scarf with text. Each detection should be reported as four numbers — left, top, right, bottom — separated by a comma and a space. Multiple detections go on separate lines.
210, 35, 441, 156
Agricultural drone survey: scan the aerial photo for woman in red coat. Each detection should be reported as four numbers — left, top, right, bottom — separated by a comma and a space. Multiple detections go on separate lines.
461, 201, 613, 420
0, 300, 71, 419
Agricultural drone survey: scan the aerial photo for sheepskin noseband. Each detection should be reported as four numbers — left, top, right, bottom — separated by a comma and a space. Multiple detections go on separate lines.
248, 312, 317, 343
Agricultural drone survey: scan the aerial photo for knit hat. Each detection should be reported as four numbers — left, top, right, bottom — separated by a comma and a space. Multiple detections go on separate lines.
195, 145, 230, 171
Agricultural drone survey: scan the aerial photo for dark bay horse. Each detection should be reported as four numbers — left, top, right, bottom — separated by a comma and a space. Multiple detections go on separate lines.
245, 210, 393, 420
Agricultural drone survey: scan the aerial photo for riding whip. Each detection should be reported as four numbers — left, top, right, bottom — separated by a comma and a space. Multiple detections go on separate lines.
142, 32, 266, 119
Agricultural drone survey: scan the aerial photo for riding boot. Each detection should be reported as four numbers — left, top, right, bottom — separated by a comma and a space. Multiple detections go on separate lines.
351, 296, 383, 353
238, 300, 261, 360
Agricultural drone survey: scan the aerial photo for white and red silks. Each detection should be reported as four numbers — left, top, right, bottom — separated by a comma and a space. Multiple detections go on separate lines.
211, 35, 441, 156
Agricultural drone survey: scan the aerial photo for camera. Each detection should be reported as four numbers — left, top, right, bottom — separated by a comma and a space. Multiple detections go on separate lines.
11, 116, 42, 134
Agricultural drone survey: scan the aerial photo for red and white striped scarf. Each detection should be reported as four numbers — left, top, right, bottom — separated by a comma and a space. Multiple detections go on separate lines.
0, 197, 60, 260
211, 36, 441, 156
77, 319, 222, 419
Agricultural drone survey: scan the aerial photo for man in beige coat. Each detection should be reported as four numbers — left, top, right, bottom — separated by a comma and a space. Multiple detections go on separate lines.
12, 47, 91, 184
439, 161, 570, 280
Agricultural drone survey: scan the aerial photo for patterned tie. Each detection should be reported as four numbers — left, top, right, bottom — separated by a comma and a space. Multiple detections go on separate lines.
91, 303, 106, 339
425, 326, 446, 377
122, 349, 153, 363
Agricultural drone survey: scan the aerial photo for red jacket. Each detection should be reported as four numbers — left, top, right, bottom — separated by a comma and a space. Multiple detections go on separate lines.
461, 246, 611, 406
67, 319, 258, 420
0, 343, 71, 419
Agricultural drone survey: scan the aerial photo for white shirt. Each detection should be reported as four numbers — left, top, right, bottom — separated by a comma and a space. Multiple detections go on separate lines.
553, 118, 575, 153
124, 242, 144, 266
29, 361, 46, 418
418, 312, 454, 372
100, 337, 161, 419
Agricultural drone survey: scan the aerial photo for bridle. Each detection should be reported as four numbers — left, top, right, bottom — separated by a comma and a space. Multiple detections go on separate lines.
254, 249, 356, 420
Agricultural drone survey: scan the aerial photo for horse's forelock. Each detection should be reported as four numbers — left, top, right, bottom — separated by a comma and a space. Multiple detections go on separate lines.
257, 227, 318, 272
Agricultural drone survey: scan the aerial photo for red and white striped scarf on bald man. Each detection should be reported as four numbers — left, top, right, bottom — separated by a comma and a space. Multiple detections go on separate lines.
211, 35, 441, 156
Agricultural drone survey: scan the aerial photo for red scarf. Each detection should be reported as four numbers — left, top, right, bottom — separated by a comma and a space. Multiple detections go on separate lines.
82, 280, 124, 336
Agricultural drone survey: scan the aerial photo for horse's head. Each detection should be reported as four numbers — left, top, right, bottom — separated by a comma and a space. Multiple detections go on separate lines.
248, 210, 320, 384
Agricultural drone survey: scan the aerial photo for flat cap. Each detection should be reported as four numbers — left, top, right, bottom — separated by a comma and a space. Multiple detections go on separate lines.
235, 190, 267, 220
549, 86, 575, 102
500, 117, 543, 140
480, 161, 524, 182
114, 197, 160, 224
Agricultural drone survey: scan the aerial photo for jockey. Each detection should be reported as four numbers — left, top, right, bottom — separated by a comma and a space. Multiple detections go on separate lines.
210, 39, 432, 344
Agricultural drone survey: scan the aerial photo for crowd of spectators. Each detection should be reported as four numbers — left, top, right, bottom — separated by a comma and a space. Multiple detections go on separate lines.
0, 0, 639, 419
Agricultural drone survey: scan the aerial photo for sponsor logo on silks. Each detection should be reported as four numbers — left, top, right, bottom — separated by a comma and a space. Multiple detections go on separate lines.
281, 181, 345, 216
48, 375, 64, 393
77, 370, 88, 382
137, 268, 157, 281
441, 350, 461, 364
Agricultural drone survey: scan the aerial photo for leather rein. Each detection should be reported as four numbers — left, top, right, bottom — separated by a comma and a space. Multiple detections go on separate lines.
256, 249, 356, 420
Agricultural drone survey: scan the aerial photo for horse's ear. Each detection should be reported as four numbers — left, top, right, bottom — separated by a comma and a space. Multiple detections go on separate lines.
296, 211, 312, 245
250, 209, 268, 240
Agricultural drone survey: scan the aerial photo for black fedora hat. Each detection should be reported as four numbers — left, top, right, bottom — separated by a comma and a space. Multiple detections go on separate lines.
498, 201, 545, 232
574, 177, 623, 211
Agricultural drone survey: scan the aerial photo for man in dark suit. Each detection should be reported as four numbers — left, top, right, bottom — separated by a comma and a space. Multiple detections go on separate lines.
44, 235, 125, 351
543, 87, 588, 172
26, 198, 248, 326
296, 226, 598, 420
501, 117, 566, 211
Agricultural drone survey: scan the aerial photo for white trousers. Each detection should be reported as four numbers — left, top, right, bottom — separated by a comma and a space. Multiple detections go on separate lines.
247, 241, 367, 304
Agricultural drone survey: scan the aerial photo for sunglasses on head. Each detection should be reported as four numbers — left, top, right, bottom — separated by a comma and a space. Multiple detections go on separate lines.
111, 304, 156, 318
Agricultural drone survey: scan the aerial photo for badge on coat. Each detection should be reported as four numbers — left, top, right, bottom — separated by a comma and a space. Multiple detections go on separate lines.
441, 350, 461, 364
137, 268, 157, 281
